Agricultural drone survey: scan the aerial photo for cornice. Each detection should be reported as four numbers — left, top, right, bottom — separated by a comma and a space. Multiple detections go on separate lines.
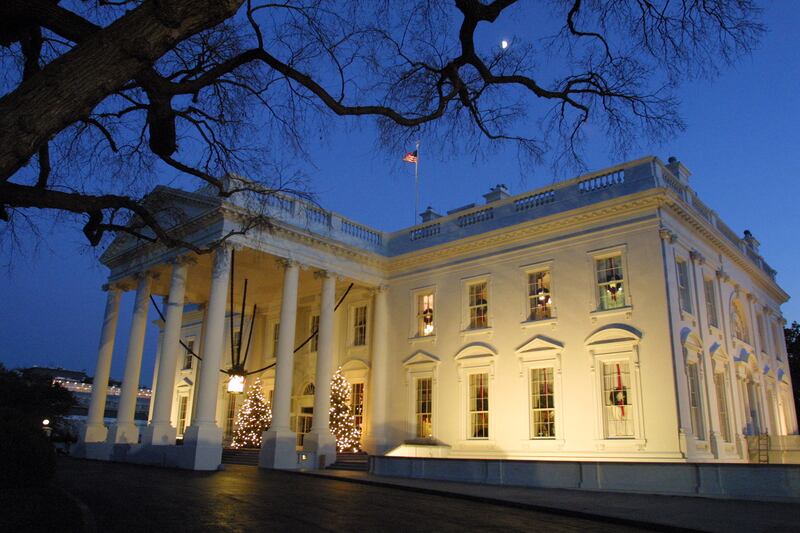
387, 191, 665, 275
661, 197, 788, 302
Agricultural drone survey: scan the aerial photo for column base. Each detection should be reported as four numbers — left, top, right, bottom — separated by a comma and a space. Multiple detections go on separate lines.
304, 430, 337, 468
107, 422, 140, 444
141, 422, 177, 446
79, 422, 108, 444
181, 423, 223, 471
361, 434, 389, 457
259, 427, 300, 469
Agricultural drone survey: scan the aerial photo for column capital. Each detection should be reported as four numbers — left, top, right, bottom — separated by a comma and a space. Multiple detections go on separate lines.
134, 270, 160, 282
103, 281, 131, 292
746, 292, 757, 304
689, 250, 705, 265
276, 257, 300, 270
716, 269, 730, 283
370, 284, 389, 295
170, 254, 198, 266
313, 269, 344, 281
659, 227, 677, 243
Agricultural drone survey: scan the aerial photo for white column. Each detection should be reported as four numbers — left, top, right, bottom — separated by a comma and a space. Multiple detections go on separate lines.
304, 271, 337, 464
260, 259, 301, 469
182, 246, 231, 470
80, 284, 123, 444
143, 258, 191, 446
108, 272, 154, 444
365, 284, 389, 454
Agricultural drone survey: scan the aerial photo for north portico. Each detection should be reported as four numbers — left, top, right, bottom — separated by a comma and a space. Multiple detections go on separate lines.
74, 157, 798, 472
74, 186, 390, 470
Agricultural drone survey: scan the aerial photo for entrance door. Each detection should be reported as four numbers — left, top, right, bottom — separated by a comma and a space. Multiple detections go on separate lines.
296, 406, 313, 448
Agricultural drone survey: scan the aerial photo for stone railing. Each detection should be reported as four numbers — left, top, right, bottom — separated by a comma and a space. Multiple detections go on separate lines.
409, 223, 441, 241
577, 170, 625, 193
458, 207, 494, 228
340, 219, 383, 246
515, 189, 556, 211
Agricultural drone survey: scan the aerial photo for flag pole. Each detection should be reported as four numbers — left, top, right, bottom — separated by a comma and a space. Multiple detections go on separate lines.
414, 140, 420, 224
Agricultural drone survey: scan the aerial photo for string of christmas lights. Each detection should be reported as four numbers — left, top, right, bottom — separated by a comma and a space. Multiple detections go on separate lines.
329, 367, 361, 453
231, 377, 272, 449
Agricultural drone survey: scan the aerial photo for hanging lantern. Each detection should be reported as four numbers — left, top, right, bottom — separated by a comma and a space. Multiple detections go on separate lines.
605, 275, 622, 301
227, 365, 246, 394
536, 287, 550, 305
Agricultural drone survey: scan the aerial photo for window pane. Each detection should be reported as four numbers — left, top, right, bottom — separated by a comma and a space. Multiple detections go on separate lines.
416, 378, 433, 438
528, 271, 552, 321
417, 293, 435, 336
350, 382, 364, 432
354, 306, 367, 345
310, 315, 320, 352
602, 361, 634, 437
677, 260, 692, 314
530, 367, 556, 438
596, 256, 625, 310
468, 282, 489, 329
704, 279, 719, 328
468, 373, 489, 438
687, 362, 705, 440
714, 372, 731, 443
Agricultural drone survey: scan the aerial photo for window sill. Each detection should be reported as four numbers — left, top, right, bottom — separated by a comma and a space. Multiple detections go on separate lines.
590, 306, 632, 322
520, 318, 558, 329
408, 334, 437, 344
594, 437, 646, 451
679, 310, 696, 323
460, 326, 493, 337
522, 438, 565, 450
457, 439, 496, 449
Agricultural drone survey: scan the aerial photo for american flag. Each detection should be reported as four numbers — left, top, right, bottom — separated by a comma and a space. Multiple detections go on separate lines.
403, 150, 418, 163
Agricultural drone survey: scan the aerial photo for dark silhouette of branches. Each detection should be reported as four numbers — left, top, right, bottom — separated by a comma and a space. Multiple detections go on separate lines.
0, 0, 764, 251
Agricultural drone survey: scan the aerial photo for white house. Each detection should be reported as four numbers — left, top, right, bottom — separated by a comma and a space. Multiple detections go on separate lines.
74, 156, 797, 472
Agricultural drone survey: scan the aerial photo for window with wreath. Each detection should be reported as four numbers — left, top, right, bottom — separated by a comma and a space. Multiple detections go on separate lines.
416, 293, 435, 336
686, 358, 706, 440
527, 270, 552, 321
602, 361, 634, 437
415, 377, 433, 438
468, 373, 490, 439
530, 367, 556, 438
730, 301, 750, 344
714, 370, 732, 443
467, 282, 489, 329
704, 278, 719, 328
676, 258, 693, 314
353, 305, 368, 346
595, 255, 626, 311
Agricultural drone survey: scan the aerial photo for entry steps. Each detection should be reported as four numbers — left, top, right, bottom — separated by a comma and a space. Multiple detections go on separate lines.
327, 452, 369, 472
222, 447, 260, 466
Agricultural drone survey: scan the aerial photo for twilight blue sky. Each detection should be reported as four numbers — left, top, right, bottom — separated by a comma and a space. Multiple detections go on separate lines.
1, 2, 798, 385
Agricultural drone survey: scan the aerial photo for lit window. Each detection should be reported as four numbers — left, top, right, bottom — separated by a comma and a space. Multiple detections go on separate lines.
350, 382, 364, 432
353, 306, 367, 346
183, 338, 195, 370
415, 378, 433, 438
704, 278, 719, 328
310, 315, 320, 352
468, 282, 489, 329
714, 371, 732, 443
527, 270, 552, 321
602, 361, 634, 438
676, 259, 692, 314
177, 396, 188, 436
687, 359, 705, 440
224, 394, 238, 440
530, 367, 555, 438
417, 293, 435, 336
595, 256, 625, 310
296, 406, 313, 447
468, 373, 489, 439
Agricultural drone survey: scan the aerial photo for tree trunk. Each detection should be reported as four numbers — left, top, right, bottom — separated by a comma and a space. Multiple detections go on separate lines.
0, 0, 244, 181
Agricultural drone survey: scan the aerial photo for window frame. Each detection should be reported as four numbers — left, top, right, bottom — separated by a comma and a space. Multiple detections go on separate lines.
455, 344, 497, 444
467, 372, 490, 440
676, 257, 693, 315
703, 277, 719, 329
349, 302, 370, 348
460, 274, 492, 333
182, 336, 196, 371
403, 351, 440, 440
713, 369, 732, 443
588, 246, 631, 314
409, 285, 437, 340
529, 366, 556, 439
521, 261, 556, 324
414, 376, 434, 438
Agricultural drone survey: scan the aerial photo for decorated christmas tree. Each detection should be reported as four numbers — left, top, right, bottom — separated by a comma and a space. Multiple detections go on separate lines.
329, 367, 361, 453
231, 377, 272, 449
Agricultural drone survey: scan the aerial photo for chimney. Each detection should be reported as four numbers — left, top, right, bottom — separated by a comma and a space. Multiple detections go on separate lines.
743, 230, 760, 253
483, 184, 510, 204
420, 206, 442, 223
666, 156, 692, 185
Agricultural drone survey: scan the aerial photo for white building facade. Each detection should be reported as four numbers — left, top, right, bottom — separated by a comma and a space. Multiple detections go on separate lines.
75, 156, 797, 471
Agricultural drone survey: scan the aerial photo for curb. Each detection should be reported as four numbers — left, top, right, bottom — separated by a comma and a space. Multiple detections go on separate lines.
293, 470, 702, 533
59, 486, 97, 533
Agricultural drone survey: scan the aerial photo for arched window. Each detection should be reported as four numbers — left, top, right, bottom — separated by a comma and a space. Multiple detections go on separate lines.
302, 383, 315, 396
730, 301, 750, 344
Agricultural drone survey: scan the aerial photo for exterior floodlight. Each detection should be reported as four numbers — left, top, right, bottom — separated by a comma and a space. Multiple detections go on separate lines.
42, 419, 50, 426
227, 374, 245, 394
501, 39, 509, 49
